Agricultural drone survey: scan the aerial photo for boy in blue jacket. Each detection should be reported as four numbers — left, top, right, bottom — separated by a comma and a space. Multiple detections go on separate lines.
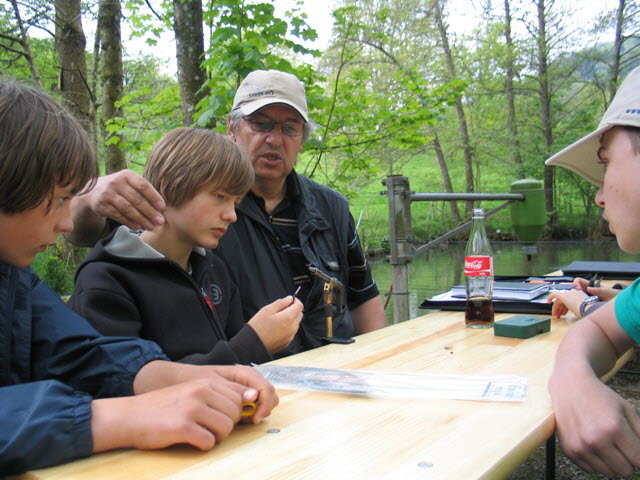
0, 81, 278, 474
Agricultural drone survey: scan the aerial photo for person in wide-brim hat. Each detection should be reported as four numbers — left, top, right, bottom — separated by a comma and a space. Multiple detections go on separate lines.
547, 65, 640, 478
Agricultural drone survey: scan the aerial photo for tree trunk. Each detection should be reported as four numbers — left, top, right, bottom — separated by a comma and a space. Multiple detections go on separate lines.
503, 0, 523, 174
535, 0, 555, 230
431, 129, 462, 224
99, 0, 126, 173
173, 0, 210, 126
433, 0, 475, 215
609, 0, 625, 105
90, 10, 101, 150
55, 0, 93, 135
9, 0, 41, 87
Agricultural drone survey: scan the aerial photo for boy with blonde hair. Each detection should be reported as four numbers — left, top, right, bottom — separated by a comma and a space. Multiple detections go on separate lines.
0, 82, 277, 474
69, 127, 303, 364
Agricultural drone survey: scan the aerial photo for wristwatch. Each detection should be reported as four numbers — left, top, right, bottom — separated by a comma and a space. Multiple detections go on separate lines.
579, 295, 601, 317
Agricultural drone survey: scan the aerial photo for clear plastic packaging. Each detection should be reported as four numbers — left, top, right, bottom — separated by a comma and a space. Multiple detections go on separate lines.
255, 365, 527, 402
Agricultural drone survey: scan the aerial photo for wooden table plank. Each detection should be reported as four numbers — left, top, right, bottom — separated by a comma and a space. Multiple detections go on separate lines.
18, 310, 631, 480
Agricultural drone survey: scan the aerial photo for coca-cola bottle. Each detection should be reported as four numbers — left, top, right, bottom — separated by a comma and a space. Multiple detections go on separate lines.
464, 208, 494, 328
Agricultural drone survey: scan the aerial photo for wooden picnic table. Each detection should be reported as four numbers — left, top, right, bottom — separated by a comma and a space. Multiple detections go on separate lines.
19, 307, 632, 480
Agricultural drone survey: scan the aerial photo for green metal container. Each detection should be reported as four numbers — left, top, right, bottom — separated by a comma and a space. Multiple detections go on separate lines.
494, 315, 551, 339
509, 179, 545, 243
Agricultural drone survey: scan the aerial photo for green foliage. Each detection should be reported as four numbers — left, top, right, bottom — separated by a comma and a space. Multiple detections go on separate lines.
32, 252, 74, 296
301, 3, 461, 198
0, 35, 58, 86
32, 237, 90, 297
196, 0, 322, 127
42, 255, 72, 296
124, 0, 173, 40
109, 56, 182, 167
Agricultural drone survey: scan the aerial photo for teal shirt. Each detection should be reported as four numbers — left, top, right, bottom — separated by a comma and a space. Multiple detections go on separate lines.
614, 277, 640, 343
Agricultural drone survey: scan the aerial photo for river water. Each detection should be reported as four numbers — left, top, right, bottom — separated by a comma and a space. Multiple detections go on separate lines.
370, 240, 640, 323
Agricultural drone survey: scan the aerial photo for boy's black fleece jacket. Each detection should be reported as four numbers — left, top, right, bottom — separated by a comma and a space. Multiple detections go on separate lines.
68, 226, 271, 365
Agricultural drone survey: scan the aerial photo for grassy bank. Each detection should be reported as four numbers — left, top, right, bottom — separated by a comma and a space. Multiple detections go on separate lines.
328, 153, 604, 254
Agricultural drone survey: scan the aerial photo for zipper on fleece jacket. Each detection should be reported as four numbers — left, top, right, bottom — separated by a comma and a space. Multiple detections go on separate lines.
200, 287, 214, 313
169, 260, 226, 341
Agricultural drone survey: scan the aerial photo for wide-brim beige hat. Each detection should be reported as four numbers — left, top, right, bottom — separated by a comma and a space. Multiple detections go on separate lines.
232, 70, 308, 122
545, 66, 640, 186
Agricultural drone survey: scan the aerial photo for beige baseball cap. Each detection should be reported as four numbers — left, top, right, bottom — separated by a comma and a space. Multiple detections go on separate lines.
545, 66, 640, 186
231, 70, 308, 122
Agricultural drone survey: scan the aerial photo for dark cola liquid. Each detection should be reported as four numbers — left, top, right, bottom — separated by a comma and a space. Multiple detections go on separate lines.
465, 296, 494, 328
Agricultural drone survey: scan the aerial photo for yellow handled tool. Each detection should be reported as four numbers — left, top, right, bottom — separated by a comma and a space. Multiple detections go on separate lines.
241, 402, 256, 417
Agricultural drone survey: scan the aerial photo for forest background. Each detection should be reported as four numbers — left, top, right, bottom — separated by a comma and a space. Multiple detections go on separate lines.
2, 0, 639, 294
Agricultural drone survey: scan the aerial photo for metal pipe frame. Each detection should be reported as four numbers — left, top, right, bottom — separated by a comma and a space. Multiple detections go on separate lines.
383, 175, 525, 323
411, 193, 524, 202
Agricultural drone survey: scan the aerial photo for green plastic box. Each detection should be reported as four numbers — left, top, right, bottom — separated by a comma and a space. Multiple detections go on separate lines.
494, 316, 551, 339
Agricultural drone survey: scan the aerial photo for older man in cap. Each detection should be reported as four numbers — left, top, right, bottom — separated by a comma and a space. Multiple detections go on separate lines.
67, 70, 386, 357
216, 70, 385, 356
546, 65, 640, 477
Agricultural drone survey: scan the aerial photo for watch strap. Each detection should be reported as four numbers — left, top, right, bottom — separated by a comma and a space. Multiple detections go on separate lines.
580, 295, 601, 317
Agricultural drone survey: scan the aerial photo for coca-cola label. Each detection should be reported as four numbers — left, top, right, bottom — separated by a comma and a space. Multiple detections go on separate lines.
464, 256, 493, 276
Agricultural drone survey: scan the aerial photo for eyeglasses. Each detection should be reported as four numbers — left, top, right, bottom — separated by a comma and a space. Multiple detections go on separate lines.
243, 116, 305, 137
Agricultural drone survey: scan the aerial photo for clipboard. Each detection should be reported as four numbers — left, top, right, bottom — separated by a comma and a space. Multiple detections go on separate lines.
561, 261, 640, 280
419, 297, 553, 314
419, 273, 570, 314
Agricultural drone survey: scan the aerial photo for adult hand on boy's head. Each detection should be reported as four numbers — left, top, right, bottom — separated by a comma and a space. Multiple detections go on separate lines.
68, 170, 166, 246
87, 170, 166, 231
248, 297, 304, 354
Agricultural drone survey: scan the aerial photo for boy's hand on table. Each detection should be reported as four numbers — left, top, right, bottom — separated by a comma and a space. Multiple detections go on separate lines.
211, 365, 280, 424
573, 277, 621, 302
551, 373, 640, 477
547, 289, 588, 317
548, 276, 623, 318
549, 301, 640, 477
92, 374, 247, 452
132, 362, 278, 425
